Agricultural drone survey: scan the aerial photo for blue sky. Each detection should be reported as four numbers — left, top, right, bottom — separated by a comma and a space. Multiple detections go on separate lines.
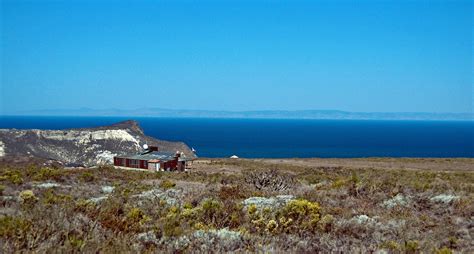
1, 0, 472, 114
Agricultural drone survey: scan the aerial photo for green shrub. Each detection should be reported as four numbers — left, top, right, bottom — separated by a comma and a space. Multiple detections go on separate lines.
447, 236, 458, 248
193, 198, 245, 229
98, 165, 115, 171
247, 198, 322, 234
348, 172, 362, 196
380, 240, 400, 251
162, 206, 184, 237
436, 247, 453, 254
127, 207, 150, 225
103, 207, 151, 233
95, 199, 150, 233
0, 170, 23, 184
247, 204, 258, 216
201, 198, 221, 222
111, 182, 152, 198
33, 167, 63, 181
279, 199, 321, 231
159, 179, 176, 190
318, 214, 334, 232
80, 171, 95, 182
183, 202, 193, 209
0, 216, 31, 237
67, 235, 85, 251
74, 198, 96, 212
42, 189, 72, 205
266, 219, 278, 233
0, 184, 5, 195
405, 240, 420, 253
331, 178, 346, 189
163, 217, 184, 237
19, 190, 36, 203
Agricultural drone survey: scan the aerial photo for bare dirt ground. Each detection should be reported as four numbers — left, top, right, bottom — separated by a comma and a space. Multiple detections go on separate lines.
191, 157, 474, 173
260, 157, 474, 172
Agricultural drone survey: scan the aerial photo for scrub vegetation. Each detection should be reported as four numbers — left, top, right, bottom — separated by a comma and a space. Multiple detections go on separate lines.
1, 158, 473, 253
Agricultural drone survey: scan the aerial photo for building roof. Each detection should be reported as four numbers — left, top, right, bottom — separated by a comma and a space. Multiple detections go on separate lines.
116, 151, 175, 161
116, 151, 192, 162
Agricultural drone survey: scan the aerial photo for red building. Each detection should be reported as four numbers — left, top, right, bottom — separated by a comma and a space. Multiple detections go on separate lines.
113, 146, 189, 171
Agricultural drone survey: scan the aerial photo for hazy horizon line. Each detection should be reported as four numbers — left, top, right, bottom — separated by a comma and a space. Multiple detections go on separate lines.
1, 107, 472, 121
4, 107, 473, 115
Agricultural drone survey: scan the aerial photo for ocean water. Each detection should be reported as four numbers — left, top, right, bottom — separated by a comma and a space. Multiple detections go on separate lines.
0, 116, 473, 158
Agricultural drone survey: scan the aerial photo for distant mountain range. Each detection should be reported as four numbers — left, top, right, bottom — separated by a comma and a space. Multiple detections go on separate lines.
6, 108, 473, 121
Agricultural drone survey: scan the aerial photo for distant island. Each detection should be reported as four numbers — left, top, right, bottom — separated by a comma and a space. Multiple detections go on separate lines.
8, 108, 473, 121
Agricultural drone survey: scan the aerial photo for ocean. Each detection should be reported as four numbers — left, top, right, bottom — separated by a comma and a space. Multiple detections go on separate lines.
0, 116, 473, 158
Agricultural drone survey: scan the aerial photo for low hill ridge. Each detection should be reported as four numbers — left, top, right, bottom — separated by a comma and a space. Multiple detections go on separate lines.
0, 120, 194, 166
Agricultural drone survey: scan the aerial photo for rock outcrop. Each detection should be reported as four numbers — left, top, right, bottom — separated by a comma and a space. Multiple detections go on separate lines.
0, 120, 194, 166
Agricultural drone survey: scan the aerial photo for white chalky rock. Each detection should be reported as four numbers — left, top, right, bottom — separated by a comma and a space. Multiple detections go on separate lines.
36, 182, 62, 188
242, 195, 294, 210
101, 186, 114, 193
96, 151, 117, 164
352, 215, 377, 224
88, 196, 108, 203
382, 194, 411, 208
430, 194, 460, 204
0, 141, 5, 157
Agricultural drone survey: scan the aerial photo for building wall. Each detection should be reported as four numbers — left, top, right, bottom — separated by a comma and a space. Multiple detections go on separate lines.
114, 156, 183, 171
114, 157, 146, 169
148, 162, 156, 171
177, 161, 186, 171
139, 160, 148, 169
163, 159, 178, 170
114, 157, 126, 167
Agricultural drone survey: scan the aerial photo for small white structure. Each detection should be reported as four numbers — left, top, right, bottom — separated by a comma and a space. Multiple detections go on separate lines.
230, 155, 239, 159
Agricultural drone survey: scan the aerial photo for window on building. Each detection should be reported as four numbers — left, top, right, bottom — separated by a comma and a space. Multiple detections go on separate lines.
129, 159, 139, 168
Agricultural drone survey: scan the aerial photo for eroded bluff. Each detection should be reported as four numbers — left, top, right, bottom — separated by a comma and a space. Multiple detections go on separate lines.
0, 120, 194, 167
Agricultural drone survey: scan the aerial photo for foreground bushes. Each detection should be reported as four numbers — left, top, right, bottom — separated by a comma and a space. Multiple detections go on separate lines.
248, 199, 322, 234
1, 160, 472, 252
